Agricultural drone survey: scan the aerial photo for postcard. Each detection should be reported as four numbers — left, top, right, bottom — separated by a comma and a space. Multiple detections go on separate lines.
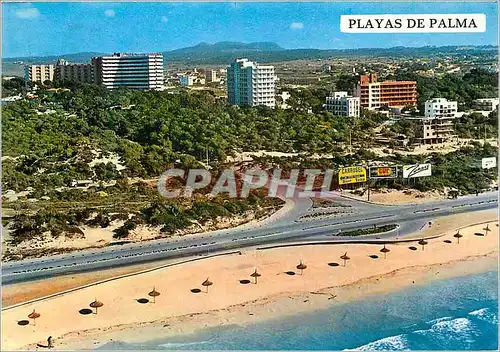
1, 1, 498, 350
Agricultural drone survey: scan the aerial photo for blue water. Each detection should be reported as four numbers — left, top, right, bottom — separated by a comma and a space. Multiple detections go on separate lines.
101, 271, 498, 350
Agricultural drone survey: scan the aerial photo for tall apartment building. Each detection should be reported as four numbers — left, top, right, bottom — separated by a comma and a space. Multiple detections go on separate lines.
356, 73, 417, 110
55, 59, 94, 83
226, 58, 276, 108
325, 91, 360, 117
25, 65, 55, 83
416, 98, 457, 144
92, 53, 164, 90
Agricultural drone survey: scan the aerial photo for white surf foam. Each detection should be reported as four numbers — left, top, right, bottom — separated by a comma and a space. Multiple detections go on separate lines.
352, 334, 409, 351
469, 307, 498, 324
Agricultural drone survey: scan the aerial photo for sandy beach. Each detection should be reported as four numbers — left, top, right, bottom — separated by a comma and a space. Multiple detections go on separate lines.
1, 215, 498, 350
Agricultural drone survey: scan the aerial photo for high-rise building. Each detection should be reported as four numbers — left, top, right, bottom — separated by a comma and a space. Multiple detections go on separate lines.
55, 59, 94, 83
226, 58, 276, 108
25, 65, 55, 83
356, 73, 417, 110
325, 91, 360, 117
416, 98, 457, 144
91, 53, 164, 90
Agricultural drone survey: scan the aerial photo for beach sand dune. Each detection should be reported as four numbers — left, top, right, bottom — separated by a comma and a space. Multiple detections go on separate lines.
1, 217, 498, 350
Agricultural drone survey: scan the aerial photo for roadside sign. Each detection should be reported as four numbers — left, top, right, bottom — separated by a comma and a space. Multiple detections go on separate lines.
369, 166, 397, 179
338, 166, 367, 185
482, 157, 497, 169
403, 164, 432, 178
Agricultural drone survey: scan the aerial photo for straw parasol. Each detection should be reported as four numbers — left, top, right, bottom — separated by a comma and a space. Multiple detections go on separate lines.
418, 239, 428, 251
89, 299, 104, 314
28, 309, 40, 326
483, 224, 491, 236
340, 252, 350, 267
202, 278, 213, 293
380, 244, 390, 259
296, 261, 307, 275
453, 231, 463, 244
250, 269, 261, 284
148, 287, 161, 303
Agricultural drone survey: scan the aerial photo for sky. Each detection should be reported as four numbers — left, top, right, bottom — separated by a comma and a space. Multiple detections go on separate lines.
2, 2, 498, 58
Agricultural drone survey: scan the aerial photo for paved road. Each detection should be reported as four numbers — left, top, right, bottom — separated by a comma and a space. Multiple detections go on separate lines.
1, 192, 497, 285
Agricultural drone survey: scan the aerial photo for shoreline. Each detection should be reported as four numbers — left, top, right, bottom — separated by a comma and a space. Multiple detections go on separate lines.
1, 218, 498, 350
58, 253, 498, 350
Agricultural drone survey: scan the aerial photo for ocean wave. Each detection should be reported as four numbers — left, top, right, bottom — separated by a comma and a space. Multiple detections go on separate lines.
413, 317, 478, 346
426, 316, 454, 325
469, 308, 498, 325
158, 338, 215, 348
352, 334, 409, 351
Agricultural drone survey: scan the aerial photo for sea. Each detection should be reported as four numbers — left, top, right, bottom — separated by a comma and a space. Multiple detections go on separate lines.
100, 271, 498, 351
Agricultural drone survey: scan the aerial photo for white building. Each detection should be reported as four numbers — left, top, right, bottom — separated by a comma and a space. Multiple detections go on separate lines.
226, 58, 276, 108
472, 98, 499, 112
425, 98, 458, 119
205, 69, 220, 83
92, 53, 164, 90
325, 91, 360, 117
279, 91, 291, 110
179, 74, 196, 86
417, 98, 458, 144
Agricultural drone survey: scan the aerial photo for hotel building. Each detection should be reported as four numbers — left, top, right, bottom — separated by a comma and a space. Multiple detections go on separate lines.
91, 53, 164, 90
55, 59, 94, 83
416, 98, 457, 144
325, 91, 360, 117
227, 58, 276, 108
472, 98, 499, 112
356, 73, 417, 110
25, 65, 55, 83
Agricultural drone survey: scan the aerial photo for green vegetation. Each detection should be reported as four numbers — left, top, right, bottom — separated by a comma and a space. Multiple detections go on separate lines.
454, 111, 498, 139
338, 224, 398, 237
394, 68, 498, 111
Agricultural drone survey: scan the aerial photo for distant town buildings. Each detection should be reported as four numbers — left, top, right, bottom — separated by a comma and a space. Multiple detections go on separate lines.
92, 53, 164, 90
355, 73, 417, 110
325, 91, 360, 117
25, 53, 165, 90
205, 69, 220, 83
415, 98, 457, 144
472, 98, 499, 112
179, 74, 196, 86
55, 59, 94, 83
226, 58, 276, 108
25, 64, 55, 83
278, 91, 291, 110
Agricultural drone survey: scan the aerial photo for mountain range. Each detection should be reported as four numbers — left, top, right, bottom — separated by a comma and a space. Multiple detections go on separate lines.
3, 41, 498, 74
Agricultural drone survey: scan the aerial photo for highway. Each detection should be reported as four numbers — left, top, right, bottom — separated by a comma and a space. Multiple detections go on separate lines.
1, 191, 497, 285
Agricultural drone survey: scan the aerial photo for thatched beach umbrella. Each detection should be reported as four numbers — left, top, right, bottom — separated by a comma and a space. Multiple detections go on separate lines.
296, 261, 307, 275
89, 299, 104, 314
250, 269, 261, 284
453, 231, 463, 244
340, 252, 350, 267
148, 287, 160, 303
202, 278, 213, 293
418, 239, 428, 251
483, 224, 491, 236
28, 309, 40, 326
380, 244, 390, 259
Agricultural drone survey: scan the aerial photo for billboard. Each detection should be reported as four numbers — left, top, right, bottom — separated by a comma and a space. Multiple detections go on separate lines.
338, 166, 367, 185
403, 164, 432, 178
482, 157, 497, 169
369, 166, 397, 179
